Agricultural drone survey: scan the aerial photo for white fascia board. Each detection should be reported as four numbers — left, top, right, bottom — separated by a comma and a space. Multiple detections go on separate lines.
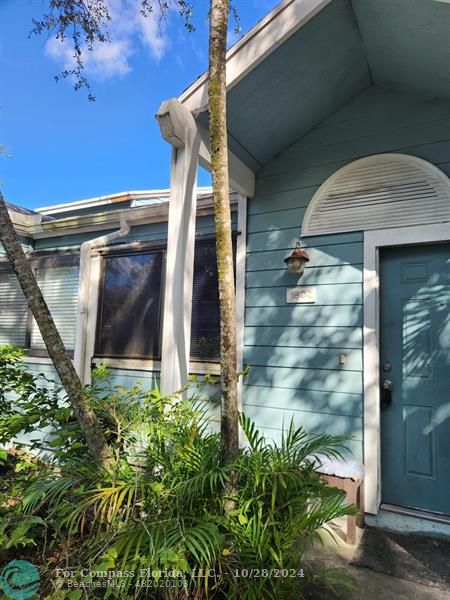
7, 208, 42, 234
28, 194, 238, 239
179, 0, 332, 112
30, 205, 169, 238
36, 187, 214, 216
36, 190, 169, 215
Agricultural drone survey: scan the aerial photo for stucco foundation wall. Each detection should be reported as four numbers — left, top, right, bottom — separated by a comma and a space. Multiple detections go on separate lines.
243, 85, 450, 459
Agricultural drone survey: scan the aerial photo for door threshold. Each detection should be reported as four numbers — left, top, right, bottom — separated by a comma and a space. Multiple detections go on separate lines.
366, 506, 450, 540
381, 503, 450, 525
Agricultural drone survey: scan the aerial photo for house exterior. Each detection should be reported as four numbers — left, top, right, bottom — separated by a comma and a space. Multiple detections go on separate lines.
1, 0, 449, 536
155, 0, 450, 536
1, 189, 242, 406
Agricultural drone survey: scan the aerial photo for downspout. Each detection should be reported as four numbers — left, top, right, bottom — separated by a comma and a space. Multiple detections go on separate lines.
74, 217, 130, 384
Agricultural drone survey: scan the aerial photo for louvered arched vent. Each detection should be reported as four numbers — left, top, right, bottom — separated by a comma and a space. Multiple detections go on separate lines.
302, 154, 450, 236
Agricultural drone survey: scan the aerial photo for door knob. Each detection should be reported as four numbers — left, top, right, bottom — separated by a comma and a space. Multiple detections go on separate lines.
381, 380, 393, 409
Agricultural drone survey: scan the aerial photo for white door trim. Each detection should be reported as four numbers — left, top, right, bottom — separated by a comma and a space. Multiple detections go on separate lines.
363, 222, 450, 515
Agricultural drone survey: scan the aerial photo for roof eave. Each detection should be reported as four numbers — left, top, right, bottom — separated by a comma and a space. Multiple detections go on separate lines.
28, 192, 239, 239
178, 0, 332, 113
36, 186, 214, 216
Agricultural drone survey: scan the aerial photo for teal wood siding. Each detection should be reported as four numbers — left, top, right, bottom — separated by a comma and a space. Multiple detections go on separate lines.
244, 85, 450, 460
244, 231, 363, 459
107, 368, 159, 390
0, 236, 34, 255
23, 362, 61, 392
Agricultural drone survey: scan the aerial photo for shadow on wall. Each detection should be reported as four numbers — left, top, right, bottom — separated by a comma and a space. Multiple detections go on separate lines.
399, 272, 450, 435
243, 236, 364, 459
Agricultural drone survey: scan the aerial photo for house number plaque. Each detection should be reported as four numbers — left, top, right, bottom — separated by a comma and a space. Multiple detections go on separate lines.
286, 287, 316, 304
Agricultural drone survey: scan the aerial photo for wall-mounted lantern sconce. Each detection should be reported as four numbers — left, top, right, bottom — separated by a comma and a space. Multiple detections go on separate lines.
284, 242, 310, 274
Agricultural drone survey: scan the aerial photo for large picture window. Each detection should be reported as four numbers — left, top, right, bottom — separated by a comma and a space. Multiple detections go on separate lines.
96, 250, 163, 358
95, 237, 235, 363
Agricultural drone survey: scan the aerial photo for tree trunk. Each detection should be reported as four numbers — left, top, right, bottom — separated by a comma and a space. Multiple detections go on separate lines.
208, 0, 239, 469
0, 193, 112, 468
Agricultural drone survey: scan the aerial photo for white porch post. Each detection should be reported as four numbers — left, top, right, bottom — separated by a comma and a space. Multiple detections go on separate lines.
156, 99, 201, 394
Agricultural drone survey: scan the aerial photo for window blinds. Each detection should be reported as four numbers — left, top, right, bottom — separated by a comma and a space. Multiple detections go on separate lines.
0, 270, 28, 347
30, 266, 80, 351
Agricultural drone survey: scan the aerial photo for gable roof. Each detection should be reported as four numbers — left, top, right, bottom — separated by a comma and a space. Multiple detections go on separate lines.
179, 0, 450, 171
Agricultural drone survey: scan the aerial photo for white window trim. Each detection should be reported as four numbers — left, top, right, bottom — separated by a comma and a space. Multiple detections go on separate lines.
363, 222, 450, 515
23, 356, 54, 365
91, 357, 221, 376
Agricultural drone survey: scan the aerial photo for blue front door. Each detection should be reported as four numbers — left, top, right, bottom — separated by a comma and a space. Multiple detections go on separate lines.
380, 243, 450, 515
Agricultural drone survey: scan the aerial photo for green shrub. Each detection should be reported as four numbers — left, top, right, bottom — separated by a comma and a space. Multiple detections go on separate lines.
0, 351, 356, 599
0, 345, 70, 455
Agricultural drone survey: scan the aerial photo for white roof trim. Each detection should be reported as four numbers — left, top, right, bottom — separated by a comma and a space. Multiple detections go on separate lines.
25, 192, 238, 239
36, 187, 213, 215
7, 207, 42, 234
302, 154, 450, 236
179, 0, 332, 112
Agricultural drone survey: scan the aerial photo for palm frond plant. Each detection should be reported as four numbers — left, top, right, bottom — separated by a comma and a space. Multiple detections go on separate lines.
1, 355, 356, 599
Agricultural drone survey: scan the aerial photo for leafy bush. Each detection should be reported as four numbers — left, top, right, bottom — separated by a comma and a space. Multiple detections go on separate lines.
0, 349, 356, 599
0, 345, 80, 463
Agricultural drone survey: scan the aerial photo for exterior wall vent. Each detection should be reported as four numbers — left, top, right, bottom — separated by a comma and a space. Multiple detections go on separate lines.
302, 154, 450, 236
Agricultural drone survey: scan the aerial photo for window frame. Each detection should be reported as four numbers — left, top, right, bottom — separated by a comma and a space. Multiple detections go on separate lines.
93, 232, 238, 365
95, 244, 166, 360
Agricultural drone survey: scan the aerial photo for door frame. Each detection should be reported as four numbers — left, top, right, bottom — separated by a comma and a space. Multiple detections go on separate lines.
363, 223, 450, 515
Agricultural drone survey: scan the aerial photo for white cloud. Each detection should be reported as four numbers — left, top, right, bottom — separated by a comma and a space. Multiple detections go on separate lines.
87, 39, 133, 78
45, 0, 169, 82
45, 36, 132, 81
136, 10, 168, 59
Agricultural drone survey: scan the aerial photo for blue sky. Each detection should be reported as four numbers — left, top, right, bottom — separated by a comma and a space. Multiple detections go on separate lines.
0, 0, 278, 209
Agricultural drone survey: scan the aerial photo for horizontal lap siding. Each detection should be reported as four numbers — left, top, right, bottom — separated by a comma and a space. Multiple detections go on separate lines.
22, 363, 62, 400
244, 86, 450, 460
108, 370, 220, 431
107, 368, 159, 390
0, 237, 33, 255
